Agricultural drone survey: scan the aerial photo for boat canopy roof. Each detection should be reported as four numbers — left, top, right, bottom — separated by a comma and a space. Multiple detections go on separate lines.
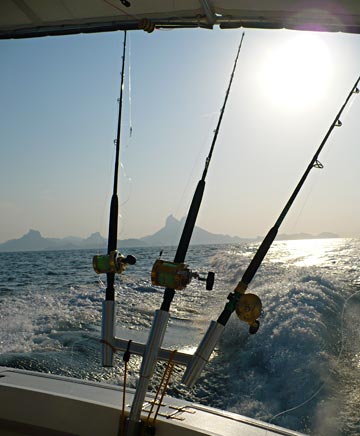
1, 0, 360, 39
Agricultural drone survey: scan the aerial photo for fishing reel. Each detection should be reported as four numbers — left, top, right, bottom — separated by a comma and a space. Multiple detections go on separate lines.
235, 293, 262, 334
93, 250, 136, 274
151, 259, 215, 291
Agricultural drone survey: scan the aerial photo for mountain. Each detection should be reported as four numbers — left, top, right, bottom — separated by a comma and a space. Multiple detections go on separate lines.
0, 219, 339, 252
0, 229, 59, 252
140, 215, 245, 246
0, 229, 81, 252
0, 230, 147, 252
81, 232, 107, 248
0, 217, 244, 252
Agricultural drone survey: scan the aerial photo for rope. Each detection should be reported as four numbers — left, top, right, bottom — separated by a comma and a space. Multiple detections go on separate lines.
120, 360, 128, 428
100, 338, 117, 353
146, 350, 177, 426
152, 358, 176, 423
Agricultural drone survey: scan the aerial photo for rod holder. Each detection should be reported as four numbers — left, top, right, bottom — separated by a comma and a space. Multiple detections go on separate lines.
101, 300, 115, 367
113, 338, 192, 366
182, 320, 224, 388
124, 418, 143, 436
128, 309, 170, 424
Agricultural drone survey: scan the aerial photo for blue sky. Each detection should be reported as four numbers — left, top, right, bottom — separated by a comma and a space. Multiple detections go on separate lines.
0, 27, 360, 243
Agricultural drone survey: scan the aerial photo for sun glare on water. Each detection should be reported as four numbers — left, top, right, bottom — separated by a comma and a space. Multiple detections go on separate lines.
258, 33, 332, 109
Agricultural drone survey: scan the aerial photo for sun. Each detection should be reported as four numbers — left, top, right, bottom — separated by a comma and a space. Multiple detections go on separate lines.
258, 32, 332, 109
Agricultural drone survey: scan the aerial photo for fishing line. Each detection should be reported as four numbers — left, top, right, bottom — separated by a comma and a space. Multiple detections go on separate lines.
169, 114, 218, 250
263, 288, 360, 434
173, 111, 219, 223
119, 162, 133, 208
118, 32, 134, 232
336, 288, 360, 363
289, 170, 322, 233
117, 35, 134, 234
117, 162, 133, 241
98, 277, 106, 290
338, 93, 357, 121
290, 92, 358, 234
128, 33, 133, 138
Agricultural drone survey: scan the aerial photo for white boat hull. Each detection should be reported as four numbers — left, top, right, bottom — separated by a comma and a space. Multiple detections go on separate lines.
0, 366, 306, 436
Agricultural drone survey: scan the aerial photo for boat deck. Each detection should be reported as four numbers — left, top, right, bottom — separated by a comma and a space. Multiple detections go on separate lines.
0, 366, 306, 436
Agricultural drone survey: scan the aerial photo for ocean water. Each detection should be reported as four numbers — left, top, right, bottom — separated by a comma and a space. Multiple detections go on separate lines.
0, 239, 359, 435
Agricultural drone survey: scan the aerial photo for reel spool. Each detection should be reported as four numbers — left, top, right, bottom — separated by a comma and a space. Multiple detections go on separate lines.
93, 250, 136, 274
235, 293, 262, 334
151, 259, 215, 291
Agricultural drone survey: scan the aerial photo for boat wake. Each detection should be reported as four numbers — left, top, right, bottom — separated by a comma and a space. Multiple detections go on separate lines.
176, 239, 360, 435
0, 240, 359, 435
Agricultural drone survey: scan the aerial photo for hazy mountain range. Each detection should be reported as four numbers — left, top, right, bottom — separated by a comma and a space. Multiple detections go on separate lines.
0, 215, 338, 252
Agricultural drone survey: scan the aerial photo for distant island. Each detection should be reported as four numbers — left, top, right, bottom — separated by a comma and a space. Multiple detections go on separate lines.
0, 215, 339, 252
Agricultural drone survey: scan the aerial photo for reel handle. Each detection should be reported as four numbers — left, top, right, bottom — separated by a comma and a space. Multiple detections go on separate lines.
121, 254, 136, 265
196, 271, 215, 290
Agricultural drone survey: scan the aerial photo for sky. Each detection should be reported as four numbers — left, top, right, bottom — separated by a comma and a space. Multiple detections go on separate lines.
0, 26, 360, 244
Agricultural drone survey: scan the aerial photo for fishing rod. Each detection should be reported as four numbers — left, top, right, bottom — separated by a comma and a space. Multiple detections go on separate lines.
127, 34, 246, 429
182, 75, 360, 388
92, 31, 136, 367
152, 32, 246, 308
